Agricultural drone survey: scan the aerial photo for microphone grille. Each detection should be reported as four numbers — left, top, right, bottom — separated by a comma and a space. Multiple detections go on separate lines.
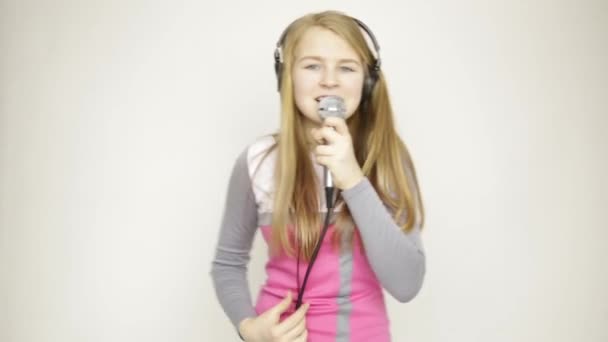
318, 96, 346, 119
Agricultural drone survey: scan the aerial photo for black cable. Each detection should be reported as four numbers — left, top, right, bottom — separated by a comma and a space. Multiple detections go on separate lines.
295, 186, 334, 310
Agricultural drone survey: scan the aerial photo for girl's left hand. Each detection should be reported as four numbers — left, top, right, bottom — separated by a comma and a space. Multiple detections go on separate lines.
311, 117, 364, 190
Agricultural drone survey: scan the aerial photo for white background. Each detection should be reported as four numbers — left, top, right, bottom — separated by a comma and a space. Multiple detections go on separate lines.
1, 0, 607, 341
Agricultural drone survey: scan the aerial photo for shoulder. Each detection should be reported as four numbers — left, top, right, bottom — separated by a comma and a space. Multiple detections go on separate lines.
247, 134, 277, 168
236, 134, 277, 177
234, 134, 277, 187
231, 134, 277, 170
232, 135, 277, 212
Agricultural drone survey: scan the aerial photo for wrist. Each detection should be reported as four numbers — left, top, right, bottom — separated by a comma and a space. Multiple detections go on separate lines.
341, 173, 364, 190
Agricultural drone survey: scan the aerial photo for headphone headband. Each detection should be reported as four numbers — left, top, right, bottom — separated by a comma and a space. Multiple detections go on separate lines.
274, 16, 381, 72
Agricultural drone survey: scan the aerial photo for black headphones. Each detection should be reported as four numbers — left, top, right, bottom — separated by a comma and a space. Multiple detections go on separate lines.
273, 16, 382, 105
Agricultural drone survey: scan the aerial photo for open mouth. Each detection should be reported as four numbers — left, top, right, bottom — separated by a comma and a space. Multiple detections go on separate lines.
315, 95, 335, 102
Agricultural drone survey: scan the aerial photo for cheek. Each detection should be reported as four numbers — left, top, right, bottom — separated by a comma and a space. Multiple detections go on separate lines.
293, 72, 316, 94
347, 79, 364, 105
292, 73, 315, 116
340, 82, 362, 118
292, 84, 310, 108
292, 73, 317, 108
344, 72, 364, 92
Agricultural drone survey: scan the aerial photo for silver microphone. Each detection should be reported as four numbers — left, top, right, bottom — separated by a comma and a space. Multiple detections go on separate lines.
317, 95, 346, 189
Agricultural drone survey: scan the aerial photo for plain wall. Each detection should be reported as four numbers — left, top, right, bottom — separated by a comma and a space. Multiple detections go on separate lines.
1, 0, 607, 341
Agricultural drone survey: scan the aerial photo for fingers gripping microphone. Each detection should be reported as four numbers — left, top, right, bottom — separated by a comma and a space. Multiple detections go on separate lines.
317, 95, 346, 203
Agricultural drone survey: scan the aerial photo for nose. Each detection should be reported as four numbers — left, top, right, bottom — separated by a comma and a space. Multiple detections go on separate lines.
320, 69, 338, 88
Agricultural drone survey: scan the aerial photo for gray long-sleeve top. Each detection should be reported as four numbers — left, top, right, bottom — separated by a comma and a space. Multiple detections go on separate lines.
210, 137, 426, 330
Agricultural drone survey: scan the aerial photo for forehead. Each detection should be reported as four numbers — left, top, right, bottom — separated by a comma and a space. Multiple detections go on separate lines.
294, 26, 360, 60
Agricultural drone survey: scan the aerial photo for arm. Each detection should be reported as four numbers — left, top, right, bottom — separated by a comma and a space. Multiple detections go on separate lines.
341, 177, 426, 303
309, 117, 425, 302
210, 147, 258, 331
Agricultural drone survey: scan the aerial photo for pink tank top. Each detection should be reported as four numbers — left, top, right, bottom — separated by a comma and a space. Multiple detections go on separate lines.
254, 224, 391, 342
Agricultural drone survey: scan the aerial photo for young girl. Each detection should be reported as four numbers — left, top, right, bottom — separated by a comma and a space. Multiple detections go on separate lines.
211, 10, 426, 342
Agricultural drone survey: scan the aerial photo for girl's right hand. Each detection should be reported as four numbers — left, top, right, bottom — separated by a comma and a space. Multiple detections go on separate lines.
238, 291, 309, 342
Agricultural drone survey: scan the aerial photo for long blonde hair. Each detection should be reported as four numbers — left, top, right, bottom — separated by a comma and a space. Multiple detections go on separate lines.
266, 10, 425, 260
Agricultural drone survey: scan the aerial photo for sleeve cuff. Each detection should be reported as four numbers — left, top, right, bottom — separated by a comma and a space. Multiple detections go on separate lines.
341, 177, 373, 201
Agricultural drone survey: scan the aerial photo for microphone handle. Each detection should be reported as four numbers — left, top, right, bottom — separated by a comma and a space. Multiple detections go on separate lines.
324, 165, 333, 188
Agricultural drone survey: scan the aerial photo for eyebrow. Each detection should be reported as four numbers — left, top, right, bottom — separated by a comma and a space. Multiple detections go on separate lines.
297, 56, 361, 65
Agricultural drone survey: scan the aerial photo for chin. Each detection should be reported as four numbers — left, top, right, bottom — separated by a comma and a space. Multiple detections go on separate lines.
299, 110, 322, 125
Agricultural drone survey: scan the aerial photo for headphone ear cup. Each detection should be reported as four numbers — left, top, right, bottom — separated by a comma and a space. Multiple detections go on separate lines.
362, 76, 371, 102
274, 61, 282, 91
363, 70, 378, 102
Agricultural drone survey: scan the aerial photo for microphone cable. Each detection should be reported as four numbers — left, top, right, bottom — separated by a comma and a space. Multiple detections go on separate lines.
295, 186, 335, 310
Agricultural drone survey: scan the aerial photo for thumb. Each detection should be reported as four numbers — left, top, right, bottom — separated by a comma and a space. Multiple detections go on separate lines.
272, 291, 293, 315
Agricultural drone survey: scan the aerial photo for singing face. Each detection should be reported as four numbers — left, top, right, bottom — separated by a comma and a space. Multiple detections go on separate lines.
291, 26, 365, 126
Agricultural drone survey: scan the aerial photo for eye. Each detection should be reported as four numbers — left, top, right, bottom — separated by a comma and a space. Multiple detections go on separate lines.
304, 64, 321, 70
340, 66, 356, 72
